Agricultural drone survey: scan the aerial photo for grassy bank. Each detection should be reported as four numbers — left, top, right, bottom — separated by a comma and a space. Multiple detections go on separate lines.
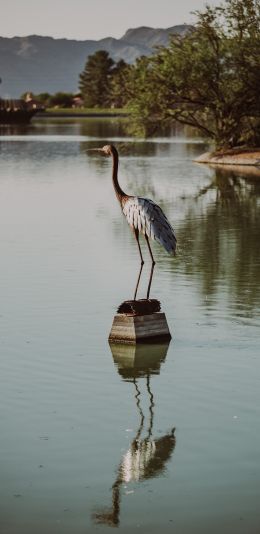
39, 107, 129, 118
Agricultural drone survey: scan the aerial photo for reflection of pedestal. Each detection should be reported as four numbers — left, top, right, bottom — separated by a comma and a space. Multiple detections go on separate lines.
109, 312, 171, 344
109, 341, 170, 378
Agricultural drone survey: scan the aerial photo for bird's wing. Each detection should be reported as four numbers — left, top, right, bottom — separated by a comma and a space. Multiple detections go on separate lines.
122, 197, 177, 254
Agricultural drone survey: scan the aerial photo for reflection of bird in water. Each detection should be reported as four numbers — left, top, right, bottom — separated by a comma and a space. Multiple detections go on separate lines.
93, 342, 176, 527
118, 376, 176, 483
89, 144, 177, 299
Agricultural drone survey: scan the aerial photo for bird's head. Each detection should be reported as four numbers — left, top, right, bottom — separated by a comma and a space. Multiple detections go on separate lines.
87, 144, 115, 156
101, 144, 113, 156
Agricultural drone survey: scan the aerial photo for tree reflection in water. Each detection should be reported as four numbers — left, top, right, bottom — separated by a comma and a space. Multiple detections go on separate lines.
176, 166, 260, 313
92, 342, 176, 527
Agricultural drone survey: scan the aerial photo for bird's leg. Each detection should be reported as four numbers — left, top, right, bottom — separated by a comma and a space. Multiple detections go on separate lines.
146, 262, 155, 300
133, 229, 144, 300
145, 235, 155, 299
145, 235, 155, 265
134, 228, 144, 265
134, 263, 143, 301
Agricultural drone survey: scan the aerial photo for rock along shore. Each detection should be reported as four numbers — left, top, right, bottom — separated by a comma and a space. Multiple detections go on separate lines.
195, 150, 260, 167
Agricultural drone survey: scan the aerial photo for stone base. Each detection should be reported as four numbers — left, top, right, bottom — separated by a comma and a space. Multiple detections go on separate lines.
108, 312, 171, 344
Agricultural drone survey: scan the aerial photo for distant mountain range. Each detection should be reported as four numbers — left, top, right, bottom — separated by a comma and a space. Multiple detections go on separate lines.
0, 25, 192, 97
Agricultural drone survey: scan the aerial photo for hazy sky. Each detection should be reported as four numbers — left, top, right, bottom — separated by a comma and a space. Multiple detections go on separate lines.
1, 0, 220, 40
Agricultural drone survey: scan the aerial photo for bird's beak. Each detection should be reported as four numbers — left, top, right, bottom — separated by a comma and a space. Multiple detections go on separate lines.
86, 148, 103, 152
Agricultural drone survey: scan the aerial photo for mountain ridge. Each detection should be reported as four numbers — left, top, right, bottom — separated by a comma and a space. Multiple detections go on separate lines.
0, 25, 192, 97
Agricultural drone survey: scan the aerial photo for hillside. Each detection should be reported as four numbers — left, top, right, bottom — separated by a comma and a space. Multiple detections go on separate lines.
0, 25, 192, 97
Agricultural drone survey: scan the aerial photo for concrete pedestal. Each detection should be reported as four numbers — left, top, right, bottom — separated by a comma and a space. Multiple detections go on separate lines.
108, 312, 171, 344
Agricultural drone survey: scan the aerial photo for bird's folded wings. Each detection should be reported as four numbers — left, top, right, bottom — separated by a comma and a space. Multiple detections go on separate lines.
122, 197, 177, 254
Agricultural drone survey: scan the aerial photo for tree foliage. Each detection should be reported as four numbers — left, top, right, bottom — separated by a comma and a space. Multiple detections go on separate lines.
127, 0, 260, 149
20, 92, 73, 107
48, 92, 74, 107
79, 51, 132, 108
79, 50, 115, 108
109, 59, 132, 108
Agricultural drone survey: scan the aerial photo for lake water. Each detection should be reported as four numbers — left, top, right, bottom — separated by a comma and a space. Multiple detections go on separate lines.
0, 118, 259, 534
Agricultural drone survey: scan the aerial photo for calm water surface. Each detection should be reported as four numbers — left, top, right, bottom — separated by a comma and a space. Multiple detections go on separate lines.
0, 119, 259, 533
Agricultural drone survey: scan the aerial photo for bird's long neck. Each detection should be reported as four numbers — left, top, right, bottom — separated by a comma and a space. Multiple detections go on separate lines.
110, 146, 126, 203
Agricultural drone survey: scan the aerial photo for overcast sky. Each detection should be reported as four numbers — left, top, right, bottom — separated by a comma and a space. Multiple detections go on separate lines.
1, 0, 220, 40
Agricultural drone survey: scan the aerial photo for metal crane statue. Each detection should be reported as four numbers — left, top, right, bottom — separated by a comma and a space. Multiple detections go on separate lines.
90, 144, 177, 300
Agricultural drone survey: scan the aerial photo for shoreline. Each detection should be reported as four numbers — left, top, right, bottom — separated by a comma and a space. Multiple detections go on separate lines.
195, 150, 260, 167
35, 111, 129, 119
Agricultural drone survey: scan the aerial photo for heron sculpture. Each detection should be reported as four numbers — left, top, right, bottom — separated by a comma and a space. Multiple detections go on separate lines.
90, 144, 177, 299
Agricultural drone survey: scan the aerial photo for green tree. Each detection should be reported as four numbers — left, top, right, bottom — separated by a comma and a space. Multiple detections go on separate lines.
79, 50, 115, 107
109, 59, 132, 108
20, 92, 51, 105
48, 92, 74, 108
128, 0, 260, 149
